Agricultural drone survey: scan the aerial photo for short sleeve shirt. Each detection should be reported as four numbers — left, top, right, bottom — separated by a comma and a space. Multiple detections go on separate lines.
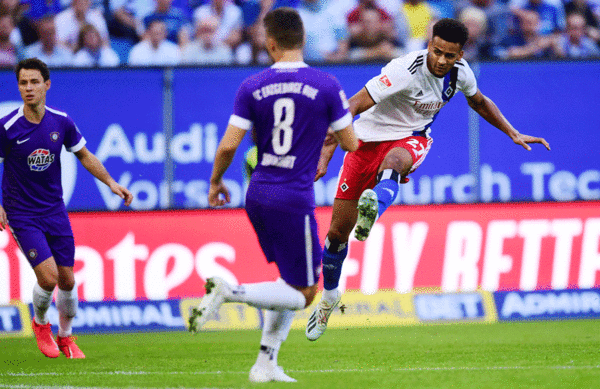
230, 61, 352, 210
0, 106, 86, 216
355, 49, 478, 142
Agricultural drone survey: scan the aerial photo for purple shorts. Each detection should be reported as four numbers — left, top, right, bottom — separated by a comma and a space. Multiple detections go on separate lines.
245, 199, 322, 288
8, 211, 75, 268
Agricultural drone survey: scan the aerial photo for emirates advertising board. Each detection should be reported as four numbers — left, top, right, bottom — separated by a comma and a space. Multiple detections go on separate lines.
1, 201, 599, 305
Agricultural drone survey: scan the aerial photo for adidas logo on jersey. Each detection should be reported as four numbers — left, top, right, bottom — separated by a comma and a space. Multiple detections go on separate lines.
416, 90, 424, 97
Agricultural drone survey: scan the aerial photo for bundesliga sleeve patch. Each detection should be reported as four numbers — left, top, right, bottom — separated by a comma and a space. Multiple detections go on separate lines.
376, 75, 392, 91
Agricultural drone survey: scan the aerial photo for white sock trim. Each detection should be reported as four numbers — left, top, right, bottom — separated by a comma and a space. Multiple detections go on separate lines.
57, 287, 78, 337
33, 283, 54, 325
323, 288, 340, 302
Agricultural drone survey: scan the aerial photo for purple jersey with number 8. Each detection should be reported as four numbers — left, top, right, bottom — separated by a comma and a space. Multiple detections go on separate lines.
230, 62, 352, 212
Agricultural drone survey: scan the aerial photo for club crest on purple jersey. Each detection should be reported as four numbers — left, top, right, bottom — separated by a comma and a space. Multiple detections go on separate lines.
50, 132, 60, 142
27, 148, 55, 171
28, 248, 38, 260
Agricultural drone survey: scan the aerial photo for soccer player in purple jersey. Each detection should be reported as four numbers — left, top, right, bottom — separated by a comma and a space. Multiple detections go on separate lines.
0, 58, 133, 359
306, 18, 552, 341
187, 8, 358, 383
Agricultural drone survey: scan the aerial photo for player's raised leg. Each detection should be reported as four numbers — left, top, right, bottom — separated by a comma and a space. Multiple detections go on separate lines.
306, 199, 357, 341
355, 146, 413, 241
189, 277, 307, 333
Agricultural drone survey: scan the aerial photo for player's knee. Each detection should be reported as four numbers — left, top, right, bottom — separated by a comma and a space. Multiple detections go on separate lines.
382, 151, 412, 176
58, 278, 76, 291
38, 272, 58, 291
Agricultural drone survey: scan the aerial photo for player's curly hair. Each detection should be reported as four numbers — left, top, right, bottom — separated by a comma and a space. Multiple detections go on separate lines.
432, 18, 470, 48
15, 58, 50, 81
263, 7, 304, 50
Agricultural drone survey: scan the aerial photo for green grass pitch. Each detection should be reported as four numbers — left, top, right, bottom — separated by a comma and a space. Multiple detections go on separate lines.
1, 320, 599, 389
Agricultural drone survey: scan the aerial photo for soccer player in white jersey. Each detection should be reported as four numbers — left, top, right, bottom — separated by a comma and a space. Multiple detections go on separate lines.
0, 58, 133, 358
305, 18, 551, 341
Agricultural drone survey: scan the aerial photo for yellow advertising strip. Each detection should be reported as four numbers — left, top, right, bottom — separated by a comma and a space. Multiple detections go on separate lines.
480, 290, 499, 323
292, 290, 418, 329
0, 300, 33, 338
181, 289, 499, 332
180, 298, 261, 331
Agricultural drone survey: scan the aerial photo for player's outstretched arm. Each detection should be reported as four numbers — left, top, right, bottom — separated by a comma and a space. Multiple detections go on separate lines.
315, 141, 338, 182
348, 87, 376, 117
0, 205, 7, 231
466, 90, 551, 151
314, 88, 368, 182
74, 146, 134, 206
334, 124, 359, 152
209, 124, 246, 207
314, 123, 358, 182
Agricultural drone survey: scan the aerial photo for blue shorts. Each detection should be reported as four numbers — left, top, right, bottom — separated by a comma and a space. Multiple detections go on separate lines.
8, 211, 75, 268
245, 199, 322, 288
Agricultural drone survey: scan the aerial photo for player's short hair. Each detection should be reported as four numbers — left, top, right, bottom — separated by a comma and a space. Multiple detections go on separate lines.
263, 7, 304, 50
432, 18, 469, 48
15, 58, 50, 82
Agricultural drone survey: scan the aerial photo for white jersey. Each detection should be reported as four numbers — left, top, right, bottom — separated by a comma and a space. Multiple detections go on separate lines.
354, 49, 478, 142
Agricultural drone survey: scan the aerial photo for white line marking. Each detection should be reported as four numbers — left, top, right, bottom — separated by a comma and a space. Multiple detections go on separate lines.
2, 365, 599, 379
0, 386, 230, 389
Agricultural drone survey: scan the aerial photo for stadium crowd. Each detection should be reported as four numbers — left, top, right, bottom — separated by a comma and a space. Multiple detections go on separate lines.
1, 0, 599, 68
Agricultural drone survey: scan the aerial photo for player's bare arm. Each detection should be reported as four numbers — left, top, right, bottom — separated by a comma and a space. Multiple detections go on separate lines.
314, 88, 374, 181
0, 205, 7, 231
315, 124, 358, 181
74, 146, 134, 206
466, 89, 550, 151
209, 124, 246, 207
349, 87, 376, 117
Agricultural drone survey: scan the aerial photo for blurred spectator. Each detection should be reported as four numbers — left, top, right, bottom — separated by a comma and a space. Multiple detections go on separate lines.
1, 0, 37, 47
565, 0, 600, 44
298, 0, 349, 62
556, 11, 600, 57
456, 0, 514, 47
510, 0, 565, 36
494, 10, 559, 59
22, 0, 62, 20
128, 19, 181, 65
565, 0, 600, 27
59, 0, 106, 10
459, 6, 494, 60
181, 15, 233, 64
401, 0, 437, 52
232, 0, 283, 65
143, 0, 191, 44
0, 11, 18, 67
55, 0, 109, 50
73, 24, 121, 66
344, 0, 409, 40
193, 0, 243, 49
348, 7, 401, 61
107, 0, 155, 43
234, 17, 269, 64
24, 15, 73, 66
347, 0, 396, 40
428, 0, 455, 19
